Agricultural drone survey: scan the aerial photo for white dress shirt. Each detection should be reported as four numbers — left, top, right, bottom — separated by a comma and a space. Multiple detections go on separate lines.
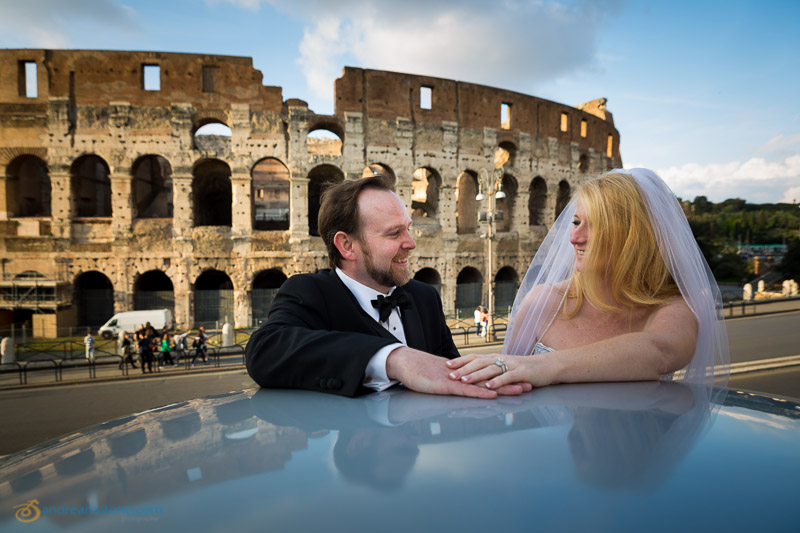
335, 268, 405, 391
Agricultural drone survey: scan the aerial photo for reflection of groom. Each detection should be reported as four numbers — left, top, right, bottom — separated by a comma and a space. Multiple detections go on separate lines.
246, 175, 528, 398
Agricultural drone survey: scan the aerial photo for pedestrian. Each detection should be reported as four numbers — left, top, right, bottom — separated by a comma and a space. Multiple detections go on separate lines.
160, 332, 176, 367
84, 330, 96, 362
119, 331, 137, 369
138, 329, 155, 374
480, 307, 489, 338
173, 330, 186, 364
473, 306, 482, 336
190, 326, 208, 367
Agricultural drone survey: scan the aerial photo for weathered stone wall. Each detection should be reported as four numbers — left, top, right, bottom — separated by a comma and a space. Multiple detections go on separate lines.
0, 50, 622, 330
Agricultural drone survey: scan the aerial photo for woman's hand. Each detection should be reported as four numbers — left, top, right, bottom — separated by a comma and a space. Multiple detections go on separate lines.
446, 354, 549, 390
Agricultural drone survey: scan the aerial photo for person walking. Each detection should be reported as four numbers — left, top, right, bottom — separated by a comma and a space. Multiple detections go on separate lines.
190, 326, 208, 367
119, 331, 137, 369
84, 330, 96, 362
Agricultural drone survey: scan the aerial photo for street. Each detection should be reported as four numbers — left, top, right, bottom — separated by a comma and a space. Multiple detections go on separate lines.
1, 310, 798, 456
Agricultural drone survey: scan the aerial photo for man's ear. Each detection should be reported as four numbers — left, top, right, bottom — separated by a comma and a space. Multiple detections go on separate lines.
333, 231, 357, 262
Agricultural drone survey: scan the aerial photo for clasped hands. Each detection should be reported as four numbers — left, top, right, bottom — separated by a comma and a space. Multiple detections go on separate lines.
386, 347, 533, 399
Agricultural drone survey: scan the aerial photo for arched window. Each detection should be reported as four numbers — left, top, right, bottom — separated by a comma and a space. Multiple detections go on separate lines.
134, 270, 174, 312
308, 165, 344, 236
74, 271, 114, 327
6, 155, 50, 217
495, 174, 518, 232
132, 155, 173, 218
496, 142, 517, 168
455, 267, 483, 314
361, 163, 396, 188
456, 171, 479, 234
528, 177, 547, 226
252, 269, 287, 326
252, 158, 290, 231
194, 121, 232, 153
411, 168, 441, 219
414, 267, 442, 294
494, 267, 518, 313
555, 180, 571, 219
194, 270, 234, 327
193, 159, 232, 227
578, 153, 588, 174
71, 155, 111, 217
307, 128, 342, 156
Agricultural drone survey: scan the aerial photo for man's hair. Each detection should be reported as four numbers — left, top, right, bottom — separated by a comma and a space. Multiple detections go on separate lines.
318, 175, 394, 268
568, 171, 680, 315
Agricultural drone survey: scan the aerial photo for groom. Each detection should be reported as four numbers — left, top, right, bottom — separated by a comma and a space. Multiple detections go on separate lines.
245, 175, 528, 398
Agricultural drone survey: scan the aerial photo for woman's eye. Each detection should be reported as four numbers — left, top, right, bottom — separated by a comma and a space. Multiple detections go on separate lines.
571, 220, 581, 226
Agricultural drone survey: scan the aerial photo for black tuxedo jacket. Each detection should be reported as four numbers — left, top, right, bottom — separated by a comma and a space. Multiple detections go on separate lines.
245, 269, 459, 397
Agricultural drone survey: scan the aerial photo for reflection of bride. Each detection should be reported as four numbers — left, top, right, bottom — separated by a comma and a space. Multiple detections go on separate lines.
448, 169, 730, 390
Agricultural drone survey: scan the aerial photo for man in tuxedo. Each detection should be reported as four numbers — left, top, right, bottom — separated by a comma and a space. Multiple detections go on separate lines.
246, 175, 528, 398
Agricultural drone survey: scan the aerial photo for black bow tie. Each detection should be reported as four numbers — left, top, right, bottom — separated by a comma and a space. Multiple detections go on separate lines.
371, 289, 412, 322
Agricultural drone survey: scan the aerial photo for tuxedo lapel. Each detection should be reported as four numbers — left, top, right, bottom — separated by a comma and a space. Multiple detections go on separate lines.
400, 294, 426, 350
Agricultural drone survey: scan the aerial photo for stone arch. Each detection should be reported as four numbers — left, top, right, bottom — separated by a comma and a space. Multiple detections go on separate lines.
193, 119, 232, 153
251, 158, 290, 231
555, 180, 571, 219
71, 154, 111, 217
132, 155, 173, 219
528, 176, 547, 226
496, 141, 517, 168
192, 159, 232, 227
74, 270, 114, 328
411, 167, 441, 219
194, 269, 234, 327
252, 269, 287, 326
455, 266, 483, 314
494, 266, 519, 312
414, 267, 442, 294
133, 270, 174, 312
307, 122, 343, 156
308, 164, 344, 236
456, 170, 479, 234
361, 163, 396, 188
5, 155, 50, 217
496, 174, 518, 232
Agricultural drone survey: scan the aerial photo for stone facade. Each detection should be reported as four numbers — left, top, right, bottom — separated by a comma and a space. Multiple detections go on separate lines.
0, 50, 622, 334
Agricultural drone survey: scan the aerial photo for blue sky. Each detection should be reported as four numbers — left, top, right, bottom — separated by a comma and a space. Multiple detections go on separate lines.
1, 0, 798, 204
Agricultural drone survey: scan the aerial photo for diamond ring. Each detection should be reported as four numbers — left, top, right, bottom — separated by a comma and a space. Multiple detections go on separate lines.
494, 358, 508, 374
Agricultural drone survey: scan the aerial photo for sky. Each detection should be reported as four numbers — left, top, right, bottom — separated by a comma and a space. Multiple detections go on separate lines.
1, 0, 799, 204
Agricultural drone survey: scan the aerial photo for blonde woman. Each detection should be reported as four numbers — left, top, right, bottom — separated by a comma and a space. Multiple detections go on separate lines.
447, 168, 730, 390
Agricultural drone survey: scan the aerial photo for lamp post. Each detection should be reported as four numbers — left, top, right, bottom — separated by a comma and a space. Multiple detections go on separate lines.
476, 167, 505, 342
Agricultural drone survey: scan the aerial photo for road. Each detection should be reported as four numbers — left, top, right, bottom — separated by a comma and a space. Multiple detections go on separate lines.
1, 311, 798, 456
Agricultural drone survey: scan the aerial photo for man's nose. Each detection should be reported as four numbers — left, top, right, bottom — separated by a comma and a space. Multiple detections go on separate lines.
403, 230, 416, 250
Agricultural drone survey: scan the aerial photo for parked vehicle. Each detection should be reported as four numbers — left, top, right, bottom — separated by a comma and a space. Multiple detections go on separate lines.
97, 309, 174, 339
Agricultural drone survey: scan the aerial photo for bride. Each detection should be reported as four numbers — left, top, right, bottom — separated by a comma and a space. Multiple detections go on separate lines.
446, 168, 730, 390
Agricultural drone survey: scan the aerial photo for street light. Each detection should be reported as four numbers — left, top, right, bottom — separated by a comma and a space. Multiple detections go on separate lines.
476, 166, 505, 342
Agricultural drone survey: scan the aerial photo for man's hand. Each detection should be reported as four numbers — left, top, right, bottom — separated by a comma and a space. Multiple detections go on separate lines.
386, 347, 530, 399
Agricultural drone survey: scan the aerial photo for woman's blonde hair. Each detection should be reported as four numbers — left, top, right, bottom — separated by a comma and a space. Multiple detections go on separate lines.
568, 171, 680, 314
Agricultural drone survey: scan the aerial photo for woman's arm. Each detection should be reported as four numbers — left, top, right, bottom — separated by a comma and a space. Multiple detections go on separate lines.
447, 297, 698, 389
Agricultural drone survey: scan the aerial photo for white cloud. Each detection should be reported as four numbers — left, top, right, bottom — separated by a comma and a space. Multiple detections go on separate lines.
0, 0, 139, 47
250, 0, 621, 111
656, 153, 800, 204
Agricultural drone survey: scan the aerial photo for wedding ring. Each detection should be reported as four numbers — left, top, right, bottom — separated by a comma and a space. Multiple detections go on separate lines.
494, 358, 508, 374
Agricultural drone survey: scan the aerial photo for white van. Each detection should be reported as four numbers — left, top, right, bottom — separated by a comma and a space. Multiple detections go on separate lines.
98, 309, 174, 339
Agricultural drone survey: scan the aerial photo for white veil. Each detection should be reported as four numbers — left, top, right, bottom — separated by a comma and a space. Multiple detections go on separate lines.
502, 168, 730, 387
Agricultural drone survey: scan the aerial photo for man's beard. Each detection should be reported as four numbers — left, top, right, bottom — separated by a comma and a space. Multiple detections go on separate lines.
362, 243, 411, 288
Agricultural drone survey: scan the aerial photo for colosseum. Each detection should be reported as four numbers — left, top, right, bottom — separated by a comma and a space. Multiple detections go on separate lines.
0, 49, 622, 337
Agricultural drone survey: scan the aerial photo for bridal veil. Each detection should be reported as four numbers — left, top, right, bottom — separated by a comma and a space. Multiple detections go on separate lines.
502, 168, 730, 387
